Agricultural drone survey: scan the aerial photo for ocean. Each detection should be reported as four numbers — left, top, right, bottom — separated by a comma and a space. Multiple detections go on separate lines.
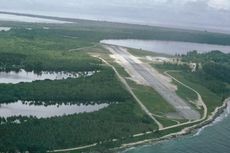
123, 103, 230, 153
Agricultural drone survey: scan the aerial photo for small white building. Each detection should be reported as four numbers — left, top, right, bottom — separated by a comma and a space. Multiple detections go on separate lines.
189, 63, 197, 72
146, 56, 171, 63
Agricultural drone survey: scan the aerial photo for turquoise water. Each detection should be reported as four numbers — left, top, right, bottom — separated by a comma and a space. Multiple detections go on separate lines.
123, 105, 230, 153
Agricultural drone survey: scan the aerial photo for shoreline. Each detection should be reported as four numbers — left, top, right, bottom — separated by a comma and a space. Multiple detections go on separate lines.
115, 97, 230, 152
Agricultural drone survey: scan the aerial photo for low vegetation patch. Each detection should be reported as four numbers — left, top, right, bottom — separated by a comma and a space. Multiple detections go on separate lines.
154, 50, 230, 114
127, 79, 176, 115
0, 68, 131, 104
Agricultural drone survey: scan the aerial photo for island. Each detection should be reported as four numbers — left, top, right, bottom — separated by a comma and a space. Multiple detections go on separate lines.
0, 14, 229, 153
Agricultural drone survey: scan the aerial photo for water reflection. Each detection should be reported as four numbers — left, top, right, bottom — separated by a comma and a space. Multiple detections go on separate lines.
0, 100, 109, 118
0, 69, 96, 84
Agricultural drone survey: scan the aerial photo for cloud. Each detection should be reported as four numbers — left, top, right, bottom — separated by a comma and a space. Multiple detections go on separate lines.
208, 0, 230, 10
0, 0, 229, 33
0, 0, 229, 11
139, 0, 230, 10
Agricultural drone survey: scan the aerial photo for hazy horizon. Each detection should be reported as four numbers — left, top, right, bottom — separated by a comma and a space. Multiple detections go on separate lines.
0, 0, 230, 33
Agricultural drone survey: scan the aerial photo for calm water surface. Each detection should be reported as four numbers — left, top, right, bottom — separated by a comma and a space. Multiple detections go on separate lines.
0, 69, 95, 84
0, 101, 109, 118
123, 102, 230, 153
101, 39, 230, 55
0, 69, 103, 119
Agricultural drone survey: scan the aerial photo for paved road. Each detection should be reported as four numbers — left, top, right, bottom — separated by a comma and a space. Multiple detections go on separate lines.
106, 45, 200, 120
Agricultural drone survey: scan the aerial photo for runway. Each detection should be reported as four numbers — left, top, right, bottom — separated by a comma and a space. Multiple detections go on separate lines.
105, 45, 200, 120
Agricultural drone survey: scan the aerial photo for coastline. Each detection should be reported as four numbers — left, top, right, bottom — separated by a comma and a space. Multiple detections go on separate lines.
115, 97, 230, 153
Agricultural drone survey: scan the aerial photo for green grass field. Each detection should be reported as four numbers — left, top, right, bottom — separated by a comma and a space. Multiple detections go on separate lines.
169, 72, 223, 114
174, 80, 198, 102
126, 79, 176, 115
153, 63, 227, 115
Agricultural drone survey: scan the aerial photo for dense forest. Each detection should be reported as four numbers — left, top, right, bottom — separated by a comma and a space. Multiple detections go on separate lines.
0, 52, 101, 72
182, 50, 230, 66
0, 68, 131, 104
156, 51, 230, 99
0, 101, 155, 152
0, 25, 157, 152
2, 19, 230, 45
182, 51, 230, 98
154, 50, 230, 113
1, 22, 230, 152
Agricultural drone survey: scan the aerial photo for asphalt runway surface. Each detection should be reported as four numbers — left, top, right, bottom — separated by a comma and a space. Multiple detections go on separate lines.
108, 45, 200, 120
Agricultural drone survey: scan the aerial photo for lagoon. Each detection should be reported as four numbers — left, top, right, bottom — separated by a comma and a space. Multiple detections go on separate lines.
101, 39, 230, 55
0, 69, 95, 84
0, 100, 109, 119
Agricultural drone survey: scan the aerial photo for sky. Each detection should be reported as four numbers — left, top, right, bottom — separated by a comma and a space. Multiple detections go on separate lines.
0, 0, 230, 33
